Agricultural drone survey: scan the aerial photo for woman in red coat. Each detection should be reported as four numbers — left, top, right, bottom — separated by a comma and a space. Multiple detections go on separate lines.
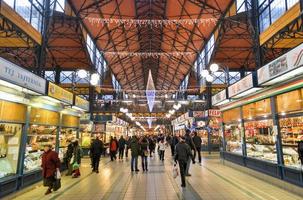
41, 144, 60, 195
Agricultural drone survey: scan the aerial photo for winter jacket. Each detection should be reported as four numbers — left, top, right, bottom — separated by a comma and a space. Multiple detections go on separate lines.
110, 139, 118, 151
41, 150, 60, 178
129, 137, 140, 157
175, 141, 192, 162
140, 138, 149, 156
185, 134, 196, 150
118, 138, 126, 149
192, 135, 202, 149
90, 139, 104, 156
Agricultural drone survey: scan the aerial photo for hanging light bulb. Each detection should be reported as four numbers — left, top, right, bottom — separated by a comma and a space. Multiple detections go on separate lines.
90, 78, 98, 86
91, 73, 100, 81
210, 63, 219, 72
77, 69, 88, 78
201, 69, 209, 77
206, 74, 214, 82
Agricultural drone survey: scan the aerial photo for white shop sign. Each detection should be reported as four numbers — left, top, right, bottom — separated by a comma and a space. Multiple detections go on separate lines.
228, 74, 254, 98
0, 57, 46, 94
212, 89, 227, 105
258, 43, 303, 85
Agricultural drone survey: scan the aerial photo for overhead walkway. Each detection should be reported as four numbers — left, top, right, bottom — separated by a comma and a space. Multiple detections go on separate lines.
5, 153, 302, 200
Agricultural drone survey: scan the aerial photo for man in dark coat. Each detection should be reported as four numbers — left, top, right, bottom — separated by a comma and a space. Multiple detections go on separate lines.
90, 136, 104, 173
184, 129, 196, 175
41, 144, 60, 195
171, 134, 179, 156
129, 135, 140, 172
192, 131, 202, 165
118, 136, 126, 160
175, 137, 192, 187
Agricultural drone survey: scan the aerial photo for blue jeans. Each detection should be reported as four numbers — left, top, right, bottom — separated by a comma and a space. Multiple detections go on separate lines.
141, 156, 148, 171
131, 156, 138, 171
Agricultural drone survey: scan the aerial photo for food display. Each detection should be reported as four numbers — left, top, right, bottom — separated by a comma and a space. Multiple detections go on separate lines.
24, 125, 57, 172
224, 123, 242, 154
280, 117, 303, 169
0, 123, 22, 178
244, 120, 277, 163
59, 128, 77, 160
80, 123, 93, 148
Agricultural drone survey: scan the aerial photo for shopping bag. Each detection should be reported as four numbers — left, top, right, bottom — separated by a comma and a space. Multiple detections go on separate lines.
55, 169, 61, 179
53, 178, 61, 191
72, 162, 80, 170
172, 164, 179, 178
69, 155, 74, 164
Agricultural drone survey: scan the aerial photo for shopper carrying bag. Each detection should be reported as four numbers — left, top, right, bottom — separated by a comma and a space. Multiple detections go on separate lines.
172, 164, 179, 179
41, 144, 61, 195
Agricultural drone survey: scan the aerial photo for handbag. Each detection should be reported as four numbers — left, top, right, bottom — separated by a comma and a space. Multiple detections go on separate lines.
172, 164, 179, 178
69, 155, 74, 164
55, 169, 61, 179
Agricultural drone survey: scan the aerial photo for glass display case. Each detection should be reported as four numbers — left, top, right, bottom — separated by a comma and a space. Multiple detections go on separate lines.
0, 123, 22, 178
276, 89, 303, 169
280, 117, 303, 169
224, 123, 242, 154
59, 128, 77, 161
24, 125, 57, 172
244, 120, 277, 163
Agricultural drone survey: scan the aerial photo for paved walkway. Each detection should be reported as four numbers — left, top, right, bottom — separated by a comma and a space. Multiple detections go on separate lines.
5, 153, 303, 200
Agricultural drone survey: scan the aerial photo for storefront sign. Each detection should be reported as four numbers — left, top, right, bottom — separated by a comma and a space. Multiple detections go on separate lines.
258, 43, 303, 85
75, 96, 89, 111
0, 57, 46, 94
205, 109, 221, 117
193, 111, 205, 118
212, 89, 227, 105
48, 82, 73, 104
228, 74, 254, 97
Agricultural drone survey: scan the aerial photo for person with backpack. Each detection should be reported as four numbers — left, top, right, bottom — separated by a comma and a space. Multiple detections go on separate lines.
109, 136, 118, 161
41, 144, 61, 195
174, 136, 193, 187
90, 136, 104, 173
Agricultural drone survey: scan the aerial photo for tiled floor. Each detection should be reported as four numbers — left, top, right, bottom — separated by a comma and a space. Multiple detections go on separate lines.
6, 152, 303, 200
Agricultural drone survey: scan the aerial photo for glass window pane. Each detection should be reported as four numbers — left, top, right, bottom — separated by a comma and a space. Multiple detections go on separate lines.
3, 0, 15, 8
270, 0, 286, 23
287, 0, 299, 9
244, 119, 277, 163
276, 89, 303, 114
55, 0, 65, 12
15, 0, 31, 23
280, 116, 303, 169
224, 122, 242, 154
259, 7, 270, 32
223, 107, 241, 123
242, 98, 271, 119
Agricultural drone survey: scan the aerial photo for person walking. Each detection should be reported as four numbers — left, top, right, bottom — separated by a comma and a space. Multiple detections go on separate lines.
41, 144, 60, 195
171, 134, 179, 156
148, 136, 156, 157
118, 135, 126, 160
140, 136, 149, 172
71, 140, 82, 178
192, 131, 202, 165
109, 136, 118, 161
184, 129, 196, 176
129, 135, 140, 172
159, 139, 166, 161
90, 136, 104, 173
175, 137, 193, 187
125, 136, 130, 158
64, 140, 74, 176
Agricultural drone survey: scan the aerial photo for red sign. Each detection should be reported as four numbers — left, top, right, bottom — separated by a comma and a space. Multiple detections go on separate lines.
207, 109, 221, 117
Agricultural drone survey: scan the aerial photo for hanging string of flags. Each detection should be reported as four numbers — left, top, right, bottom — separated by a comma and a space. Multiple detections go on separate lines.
85, 18, 218, 27
103, 51, 196, 58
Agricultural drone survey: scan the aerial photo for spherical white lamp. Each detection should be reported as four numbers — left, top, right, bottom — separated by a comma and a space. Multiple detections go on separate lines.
77, 69, 88, 79
201, 69, 209, 77
90, 78, 98, 86
206, 74, 214, 82
91, 73, 100, 81
210, 63, 219, 72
